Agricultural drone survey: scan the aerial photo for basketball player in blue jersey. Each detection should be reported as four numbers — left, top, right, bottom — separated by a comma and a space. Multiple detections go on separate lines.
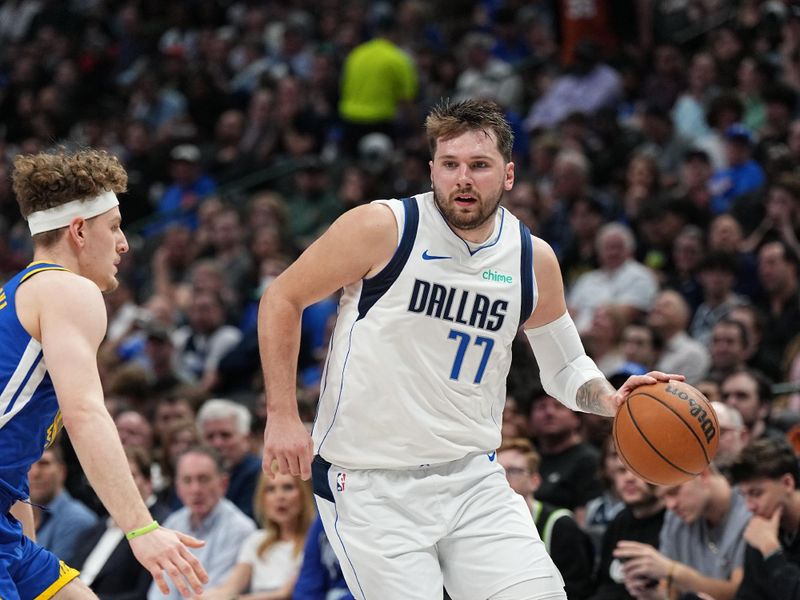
2, 149, 208, 599
258, 99, 683, 599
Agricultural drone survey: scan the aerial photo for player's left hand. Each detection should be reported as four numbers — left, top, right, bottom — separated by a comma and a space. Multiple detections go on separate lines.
129, 527, 208, 597
608, 371, 685, 412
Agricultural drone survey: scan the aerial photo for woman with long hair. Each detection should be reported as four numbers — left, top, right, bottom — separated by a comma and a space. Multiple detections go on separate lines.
202, 469, 315, 599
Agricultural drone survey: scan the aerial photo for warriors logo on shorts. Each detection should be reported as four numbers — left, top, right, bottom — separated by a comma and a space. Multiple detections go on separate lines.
336, 472, 346, 492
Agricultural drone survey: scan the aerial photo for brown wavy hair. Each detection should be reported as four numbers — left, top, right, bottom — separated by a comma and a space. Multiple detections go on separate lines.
425, 99, 514, 162
12, 148, 127, 246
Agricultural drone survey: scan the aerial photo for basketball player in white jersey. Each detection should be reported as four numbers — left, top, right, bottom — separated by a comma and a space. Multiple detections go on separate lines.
1, 149, 207, 599
258, 100, 681, 599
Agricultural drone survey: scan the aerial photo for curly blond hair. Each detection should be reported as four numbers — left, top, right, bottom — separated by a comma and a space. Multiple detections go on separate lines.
12, 148, 127, 245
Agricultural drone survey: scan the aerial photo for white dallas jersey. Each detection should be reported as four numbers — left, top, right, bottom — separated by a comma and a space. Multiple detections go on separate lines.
313, 192, 537, 469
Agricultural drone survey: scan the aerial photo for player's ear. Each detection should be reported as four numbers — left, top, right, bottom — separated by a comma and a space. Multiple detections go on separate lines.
504, 162, 514, 190
67, 217, 87, 247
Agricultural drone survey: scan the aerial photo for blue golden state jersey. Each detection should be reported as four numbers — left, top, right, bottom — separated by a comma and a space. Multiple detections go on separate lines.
0, 262, 69, 500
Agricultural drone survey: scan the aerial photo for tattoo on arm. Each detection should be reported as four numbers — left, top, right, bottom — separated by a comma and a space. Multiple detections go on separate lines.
576, 378, 616, 416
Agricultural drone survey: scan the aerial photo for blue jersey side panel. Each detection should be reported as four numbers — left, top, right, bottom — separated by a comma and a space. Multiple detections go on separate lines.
0, 263, 67, 500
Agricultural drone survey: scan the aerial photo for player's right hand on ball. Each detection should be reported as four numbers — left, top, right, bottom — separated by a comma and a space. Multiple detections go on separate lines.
263, 413, 314, 480
130, 527, 208, 597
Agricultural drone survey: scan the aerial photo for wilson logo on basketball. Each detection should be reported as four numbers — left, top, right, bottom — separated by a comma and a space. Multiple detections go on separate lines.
666, 384, 716, 443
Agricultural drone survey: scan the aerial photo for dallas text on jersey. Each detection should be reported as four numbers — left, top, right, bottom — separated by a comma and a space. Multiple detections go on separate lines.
407, 278, 508, 332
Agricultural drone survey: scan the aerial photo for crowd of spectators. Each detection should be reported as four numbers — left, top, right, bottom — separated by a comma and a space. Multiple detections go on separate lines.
7, 0, 800, 598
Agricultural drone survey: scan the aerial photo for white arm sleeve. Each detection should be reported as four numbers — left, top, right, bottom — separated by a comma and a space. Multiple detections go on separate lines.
525, 311, 606, 412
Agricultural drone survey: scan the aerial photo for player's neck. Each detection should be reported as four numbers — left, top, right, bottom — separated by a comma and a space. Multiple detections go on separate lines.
32, 245, 80, 274
448, 209, 501, 246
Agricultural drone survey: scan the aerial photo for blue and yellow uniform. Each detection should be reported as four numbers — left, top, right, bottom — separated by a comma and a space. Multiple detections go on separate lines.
0, 263, 80, 599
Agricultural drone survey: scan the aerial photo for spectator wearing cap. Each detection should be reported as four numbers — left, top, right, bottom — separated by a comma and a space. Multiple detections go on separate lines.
709, 124, 766, 215
689, 251, 747, 346
152, 144, 217, 233
338, 13, 418, 156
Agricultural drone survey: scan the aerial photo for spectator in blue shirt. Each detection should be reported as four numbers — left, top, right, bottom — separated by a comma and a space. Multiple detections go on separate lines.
293, 515, 355, 600
29, 445, 99, 566
151, 144, 217, 234
710, 124, 766, 215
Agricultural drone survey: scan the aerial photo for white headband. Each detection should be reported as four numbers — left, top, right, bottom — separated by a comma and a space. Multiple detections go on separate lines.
27, 191, 119, 235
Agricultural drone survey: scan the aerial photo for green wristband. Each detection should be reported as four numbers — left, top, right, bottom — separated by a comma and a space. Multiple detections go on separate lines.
126, 520, 159, 540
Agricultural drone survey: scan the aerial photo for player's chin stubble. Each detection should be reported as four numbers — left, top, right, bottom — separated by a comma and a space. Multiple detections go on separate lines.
433, 188, 503, 231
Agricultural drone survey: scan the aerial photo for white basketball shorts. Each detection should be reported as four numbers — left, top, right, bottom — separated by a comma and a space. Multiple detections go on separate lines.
312, 451, 566, 599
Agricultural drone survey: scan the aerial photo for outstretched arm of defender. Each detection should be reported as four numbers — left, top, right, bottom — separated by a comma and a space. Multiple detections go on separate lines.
259, 203, 398, 479
523, 238, 681, 416
36, 273, 208, 597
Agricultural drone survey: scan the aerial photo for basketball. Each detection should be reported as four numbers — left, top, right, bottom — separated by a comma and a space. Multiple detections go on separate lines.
613, 380, 719, 485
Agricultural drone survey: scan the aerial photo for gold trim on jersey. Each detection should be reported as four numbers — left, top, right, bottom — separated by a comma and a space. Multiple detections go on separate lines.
33, 561, 80, 599
20, 266, 69, 283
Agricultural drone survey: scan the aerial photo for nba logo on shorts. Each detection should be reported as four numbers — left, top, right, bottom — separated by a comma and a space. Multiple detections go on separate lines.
336, 472, 346, 492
